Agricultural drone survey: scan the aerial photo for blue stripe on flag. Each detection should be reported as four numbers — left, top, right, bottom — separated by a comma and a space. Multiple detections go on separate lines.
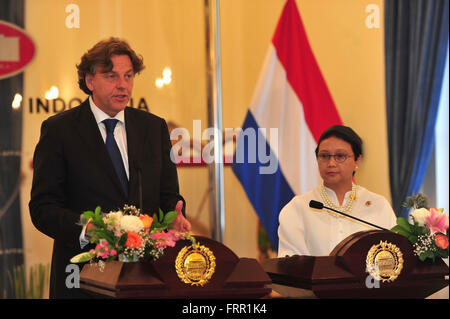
232, 111, 295, 251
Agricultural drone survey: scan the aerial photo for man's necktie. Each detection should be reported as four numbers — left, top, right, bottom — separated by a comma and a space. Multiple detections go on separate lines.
103, 119, 128, 196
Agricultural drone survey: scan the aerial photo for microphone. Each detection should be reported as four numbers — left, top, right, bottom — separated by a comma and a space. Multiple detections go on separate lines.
309, 200, 388, 231
134, 162, 143, 212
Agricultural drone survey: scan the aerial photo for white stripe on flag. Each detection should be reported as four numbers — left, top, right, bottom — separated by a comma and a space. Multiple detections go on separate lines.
233, 0, 342, 249
249, 45, 320, 195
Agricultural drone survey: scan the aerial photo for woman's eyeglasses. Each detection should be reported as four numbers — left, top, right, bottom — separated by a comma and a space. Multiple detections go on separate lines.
317, 153, 354, 163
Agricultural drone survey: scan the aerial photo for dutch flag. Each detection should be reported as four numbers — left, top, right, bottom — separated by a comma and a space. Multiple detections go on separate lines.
232, 0, 342, 250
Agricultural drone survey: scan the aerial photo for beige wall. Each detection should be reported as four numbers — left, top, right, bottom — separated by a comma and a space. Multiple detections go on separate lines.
20, 0, 390, 276
298, 0, 390, 201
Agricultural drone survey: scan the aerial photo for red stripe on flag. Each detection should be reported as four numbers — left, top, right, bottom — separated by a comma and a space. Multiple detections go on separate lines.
272, 0, 342, 142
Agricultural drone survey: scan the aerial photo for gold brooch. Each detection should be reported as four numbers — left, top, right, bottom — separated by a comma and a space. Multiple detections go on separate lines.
366, 241, 403, 283
175, 243, 216, 286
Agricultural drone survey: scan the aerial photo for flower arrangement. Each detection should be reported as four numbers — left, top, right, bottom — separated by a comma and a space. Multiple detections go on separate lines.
391, 194, 449, 262
70, 205, 195, 269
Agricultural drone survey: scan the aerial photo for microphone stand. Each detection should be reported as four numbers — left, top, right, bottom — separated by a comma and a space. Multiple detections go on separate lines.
309, 200, 389, 231
135, 162, 143, 212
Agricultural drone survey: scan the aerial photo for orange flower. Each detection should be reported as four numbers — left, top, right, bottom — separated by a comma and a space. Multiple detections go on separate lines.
125, 231, 142, 249
435, 234, 449, 250
139, 214, 153, 229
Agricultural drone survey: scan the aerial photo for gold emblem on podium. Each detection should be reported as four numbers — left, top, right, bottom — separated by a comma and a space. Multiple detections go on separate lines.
175, 243, 216, 286
366, 241, 404, 282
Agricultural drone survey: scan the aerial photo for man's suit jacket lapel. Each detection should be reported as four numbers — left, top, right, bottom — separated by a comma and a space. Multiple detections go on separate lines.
75, 100, 128, 200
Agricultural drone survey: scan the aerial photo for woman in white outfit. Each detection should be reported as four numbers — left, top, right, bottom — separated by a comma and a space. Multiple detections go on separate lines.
278, 125, 397, 257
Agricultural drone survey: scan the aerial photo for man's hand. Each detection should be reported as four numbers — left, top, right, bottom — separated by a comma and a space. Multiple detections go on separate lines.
172, 200, 191, 232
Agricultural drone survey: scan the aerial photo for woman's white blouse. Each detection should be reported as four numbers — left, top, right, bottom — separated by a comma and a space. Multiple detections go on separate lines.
277, 185, 397, 257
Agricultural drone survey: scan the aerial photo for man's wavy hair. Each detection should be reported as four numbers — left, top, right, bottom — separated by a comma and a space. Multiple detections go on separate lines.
76, 37, 145, 95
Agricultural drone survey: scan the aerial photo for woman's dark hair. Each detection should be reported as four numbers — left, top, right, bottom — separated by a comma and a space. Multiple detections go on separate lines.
76, 37, 145, 95
314, 125, 363, 160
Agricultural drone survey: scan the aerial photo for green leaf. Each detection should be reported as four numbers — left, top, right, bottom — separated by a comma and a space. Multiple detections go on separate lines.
70, 252, 95, 263
151, 226, 165, 232
94, 206, 101, 219
428, 251, 436, 263
191, 236, 197, 248
411, 222, 419, 234
391, 225, 411, 238
119, 233, 128, 247
83, 211, 94, 220
398, 229, 412, 238
436, 249, 449, 258
159, 208, 164, 223
151, 213, 161, 229
411, 223, 426, 236
418, 252, 428, 262
163, 211, 178, 224
408, 235, 418, 244
396, 217, 413, 233
94, 230, 115, 243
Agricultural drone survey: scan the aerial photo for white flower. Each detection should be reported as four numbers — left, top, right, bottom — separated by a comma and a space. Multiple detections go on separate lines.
410, 208, 430, 227
104, 211, 123, 224
120, 215, 144, 233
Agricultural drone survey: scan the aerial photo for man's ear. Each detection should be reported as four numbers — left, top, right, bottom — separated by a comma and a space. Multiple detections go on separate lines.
85, 73, 94, 92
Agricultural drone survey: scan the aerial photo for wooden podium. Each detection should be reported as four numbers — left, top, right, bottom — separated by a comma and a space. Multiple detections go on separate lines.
262, 230, 449, 298
79, 236, 271, 298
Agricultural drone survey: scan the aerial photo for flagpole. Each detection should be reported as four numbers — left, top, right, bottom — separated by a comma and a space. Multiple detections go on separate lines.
204, 0, 225, 243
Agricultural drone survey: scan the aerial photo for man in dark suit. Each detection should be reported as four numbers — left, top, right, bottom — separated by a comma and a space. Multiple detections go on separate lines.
29, 38, 190, 298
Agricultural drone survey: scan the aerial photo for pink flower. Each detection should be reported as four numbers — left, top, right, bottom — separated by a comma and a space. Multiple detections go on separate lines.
150, 231, 181, 249
114, 228, 122, 237
163, 237, 177, 248
165, 231, 180, 247
425, 208, 449, 234
150, 232, 164, 240
150, 232, 168, 249
93, 239, 117, 259
167, 229, 180, 239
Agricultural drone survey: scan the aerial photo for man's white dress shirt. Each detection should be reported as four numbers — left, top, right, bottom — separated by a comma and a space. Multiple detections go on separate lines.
79, 96, 130, 248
